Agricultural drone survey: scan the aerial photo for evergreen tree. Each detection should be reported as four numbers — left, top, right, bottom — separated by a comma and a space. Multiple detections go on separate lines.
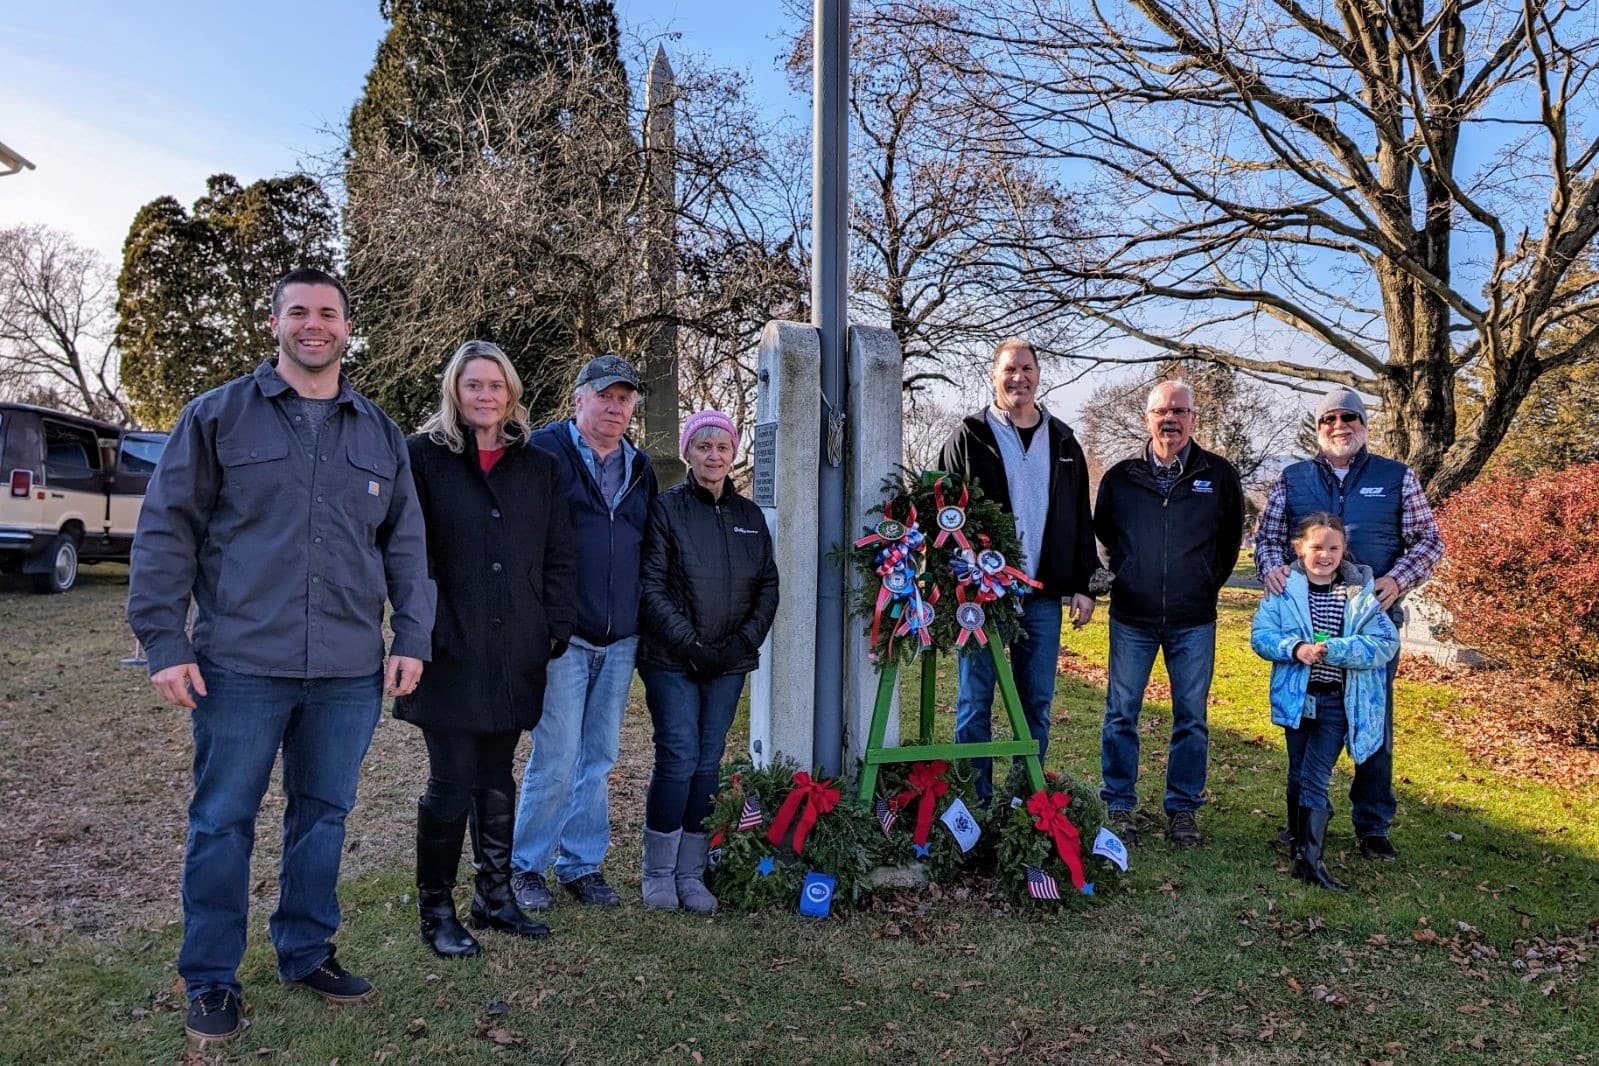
115, 174, 339, 428
344, 0, 630, 429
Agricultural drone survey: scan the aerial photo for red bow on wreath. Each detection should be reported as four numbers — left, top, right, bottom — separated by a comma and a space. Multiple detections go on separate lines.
1025, 789, 1087, 891
888, 760, 949, 846
767, 772, 841, 854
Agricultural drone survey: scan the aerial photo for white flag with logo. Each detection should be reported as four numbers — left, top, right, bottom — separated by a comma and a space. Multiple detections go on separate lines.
1093, 826, 1129, 871
939, 798, 981, 852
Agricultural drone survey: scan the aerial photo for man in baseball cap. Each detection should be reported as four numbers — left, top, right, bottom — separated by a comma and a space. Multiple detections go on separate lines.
1254, 384, 1443, 864
512, 353, 657, 910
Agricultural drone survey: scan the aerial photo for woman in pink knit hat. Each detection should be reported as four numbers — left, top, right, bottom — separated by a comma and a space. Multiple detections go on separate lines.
636, 410, 779, 911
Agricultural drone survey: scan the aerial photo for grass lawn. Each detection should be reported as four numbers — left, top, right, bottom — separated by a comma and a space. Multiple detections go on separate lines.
1, 566, 1595, 1064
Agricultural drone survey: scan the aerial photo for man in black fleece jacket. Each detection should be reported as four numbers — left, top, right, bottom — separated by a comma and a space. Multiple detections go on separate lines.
1093, 380, 1244, 846
938, 338, 1099, 802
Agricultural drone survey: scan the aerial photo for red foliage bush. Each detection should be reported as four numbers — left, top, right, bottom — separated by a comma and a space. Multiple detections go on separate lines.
1431, 462, 1599, 743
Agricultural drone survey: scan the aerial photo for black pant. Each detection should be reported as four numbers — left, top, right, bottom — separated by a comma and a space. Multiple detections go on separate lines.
420, 728, 521, 822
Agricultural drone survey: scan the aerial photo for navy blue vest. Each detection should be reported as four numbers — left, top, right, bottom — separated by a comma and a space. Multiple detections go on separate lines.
1282, 450, 1406, 576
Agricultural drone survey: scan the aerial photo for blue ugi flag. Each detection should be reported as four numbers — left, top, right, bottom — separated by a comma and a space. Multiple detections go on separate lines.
798, 871, 836, 918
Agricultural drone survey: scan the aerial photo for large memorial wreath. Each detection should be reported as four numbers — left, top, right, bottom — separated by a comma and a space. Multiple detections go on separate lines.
847, 468, 1036, 667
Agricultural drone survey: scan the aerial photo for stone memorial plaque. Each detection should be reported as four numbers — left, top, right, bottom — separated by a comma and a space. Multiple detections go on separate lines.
753, 421, 777, 508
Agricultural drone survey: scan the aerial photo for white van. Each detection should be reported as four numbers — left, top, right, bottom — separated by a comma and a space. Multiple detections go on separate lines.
0, 403, 167, 592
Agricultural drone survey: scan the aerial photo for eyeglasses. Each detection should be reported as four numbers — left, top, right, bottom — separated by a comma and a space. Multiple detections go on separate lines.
1147, 407, 1194, 417
1319, 411, 1362, 426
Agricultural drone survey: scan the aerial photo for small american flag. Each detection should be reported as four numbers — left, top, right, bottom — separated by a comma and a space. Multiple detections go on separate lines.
737, 795, 763, 831
1025, 865, 1061, 901
874, 795, 898, 837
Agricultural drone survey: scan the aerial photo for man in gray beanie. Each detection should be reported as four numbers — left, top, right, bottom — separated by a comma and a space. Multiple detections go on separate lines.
1253, 384, 1443, 862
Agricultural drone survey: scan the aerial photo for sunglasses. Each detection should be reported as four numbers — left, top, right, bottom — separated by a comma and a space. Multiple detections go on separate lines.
1319, 411, 1362, 426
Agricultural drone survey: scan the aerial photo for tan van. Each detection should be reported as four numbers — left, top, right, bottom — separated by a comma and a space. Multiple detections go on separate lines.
0, 403, 167, 593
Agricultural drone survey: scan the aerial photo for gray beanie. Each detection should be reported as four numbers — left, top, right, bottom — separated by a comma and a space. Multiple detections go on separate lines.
1315, 386, 1366, 423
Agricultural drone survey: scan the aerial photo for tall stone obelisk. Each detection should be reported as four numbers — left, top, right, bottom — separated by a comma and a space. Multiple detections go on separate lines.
641, 45, 685, 488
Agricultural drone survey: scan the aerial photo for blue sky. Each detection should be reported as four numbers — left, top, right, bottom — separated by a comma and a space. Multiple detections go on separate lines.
0, 1, 801, 262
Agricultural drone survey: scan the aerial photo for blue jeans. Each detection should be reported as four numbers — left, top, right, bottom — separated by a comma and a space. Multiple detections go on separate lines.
1284, 687, 1349, 812
1348, 643, 1400, 836
955, 595, 1063, 801
511, 636, 637, 883
179, 657, 382, 1000
639, 669, 746, 833
1099, 619, 1216, 814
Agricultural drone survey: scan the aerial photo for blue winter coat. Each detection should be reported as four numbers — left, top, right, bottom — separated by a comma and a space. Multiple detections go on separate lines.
1250, 560, 1399, 764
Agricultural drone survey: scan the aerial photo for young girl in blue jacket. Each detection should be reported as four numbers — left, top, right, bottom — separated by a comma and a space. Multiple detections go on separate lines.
1251, 513, 1399, 890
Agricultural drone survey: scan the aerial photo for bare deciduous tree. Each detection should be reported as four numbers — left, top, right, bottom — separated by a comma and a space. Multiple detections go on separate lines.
1077, 362, 1301, 491
0, 225, 131, 424
341, 15, 804, 428
786, 2, 1083, 394
888, 0, 1599, 497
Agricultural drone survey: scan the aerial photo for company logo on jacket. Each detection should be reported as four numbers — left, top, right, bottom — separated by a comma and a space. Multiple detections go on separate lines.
1193, 480, 1213, 494
733, 526, 761, 535
1358, 486, 1386, 497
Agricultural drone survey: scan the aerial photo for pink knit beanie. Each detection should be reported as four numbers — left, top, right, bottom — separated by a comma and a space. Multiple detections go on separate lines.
679, 410, 739, 457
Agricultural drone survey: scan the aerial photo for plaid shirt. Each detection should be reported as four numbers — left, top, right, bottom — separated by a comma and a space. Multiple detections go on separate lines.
1254, 451, 1443, 593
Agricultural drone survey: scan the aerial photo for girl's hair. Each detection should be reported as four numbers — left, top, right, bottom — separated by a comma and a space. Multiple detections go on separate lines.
1291, 512, 1346, 545
420, 340, 532, 453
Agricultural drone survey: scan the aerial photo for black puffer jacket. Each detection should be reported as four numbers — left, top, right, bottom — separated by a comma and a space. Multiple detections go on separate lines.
638, 478, 780, 675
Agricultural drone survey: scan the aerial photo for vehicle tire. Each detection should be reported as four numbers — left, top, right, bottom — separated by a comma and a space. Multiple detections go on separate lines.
30, 532, 80, 594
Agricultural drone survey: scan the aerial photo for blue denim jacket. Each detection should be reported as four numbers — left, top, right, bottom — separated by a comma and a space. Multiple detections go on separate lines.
128, 361, 435, 678
1249, 560, 1398, 764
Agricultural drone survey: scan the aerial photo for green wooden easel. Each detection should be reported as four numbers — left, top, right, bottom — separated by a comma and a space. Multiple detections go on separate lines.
857, 622, 1046, 801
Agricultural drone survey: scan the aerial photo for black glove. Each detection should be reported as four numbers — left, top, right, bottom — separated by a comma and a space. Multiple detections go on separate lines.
712, 635, 750, 671
685, 641, 720, 678
548, 636, 571, 661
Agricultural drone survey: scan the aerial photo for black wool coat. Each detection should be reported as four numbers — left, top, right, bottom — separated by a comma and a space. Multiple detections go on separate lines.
394, 431, 575, 734
638, 478, 780, 675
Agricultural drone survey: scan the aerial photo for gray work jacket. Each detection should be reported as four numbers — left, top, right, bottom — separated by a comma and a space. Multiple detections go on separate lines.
128, 361, 435, 679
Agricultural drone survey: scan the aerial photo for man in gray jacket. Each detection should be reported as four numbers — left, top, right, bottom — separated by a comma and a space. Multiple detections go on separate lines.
128, 268, 434, 1049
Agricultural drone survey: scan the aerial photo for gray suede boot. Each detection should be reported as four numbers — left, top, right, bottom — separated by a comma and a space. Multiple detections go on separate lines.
675, 832, 718, 913
642, 829, 682, 910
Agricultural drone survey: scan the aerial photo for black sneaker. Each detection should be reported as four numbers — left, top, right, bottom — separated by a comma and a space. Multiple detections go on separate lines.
1107, 809, 1139, 845
184, 989, 246, 1046
289, 953, 375, 1004
1166, 810, 1201, 846
511, 871, 554, 911
562, 872, 621, 907
1359, 835, 1399, 862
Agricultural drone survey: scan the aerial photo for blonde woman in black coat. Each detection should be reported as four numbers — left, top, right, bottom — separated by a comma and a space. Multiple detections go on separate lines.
395, 341, 575, 956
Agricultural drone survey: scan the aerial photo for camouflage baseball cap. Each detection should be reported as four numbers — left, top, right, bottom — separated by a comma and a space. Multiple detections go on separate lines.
575, 353, 642, 393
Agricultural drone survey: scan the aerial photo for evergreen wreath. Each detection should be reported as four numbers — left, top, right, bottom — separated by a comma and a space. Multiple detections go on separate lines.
847, 468, 1033, 667
704, 757, 876, 912
990, 765, 1124, 908
869, 758, 984, 884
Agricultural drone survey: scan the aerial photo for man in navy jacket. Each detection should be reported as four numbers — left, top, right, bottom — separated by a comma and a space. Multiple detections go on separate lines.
1094, 380, 1243, 846
511, 355, 658, 909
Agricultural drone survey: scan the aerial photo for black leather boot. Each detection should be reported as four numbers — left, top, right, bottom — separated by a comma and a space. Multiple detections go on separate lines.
1292, 806, 1347, 891
1276, 790, 1298, 852
416, 801, 481, 958
1275, 782, 1300, 850
469, 787, 551, 938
